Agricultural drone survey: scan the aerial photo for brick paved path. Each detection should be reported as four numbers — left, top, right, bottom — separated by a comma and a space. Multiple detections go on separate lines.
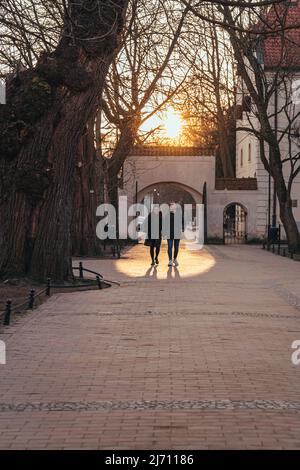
1, 243, 300, 449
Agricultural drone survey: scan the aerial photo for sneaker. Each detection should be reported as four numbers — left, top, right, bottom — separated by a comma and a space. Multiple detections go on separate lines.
155, 257, 159, 265
151, 260, 155, 266
173, 259, 179, 266
168, 260, 173, 267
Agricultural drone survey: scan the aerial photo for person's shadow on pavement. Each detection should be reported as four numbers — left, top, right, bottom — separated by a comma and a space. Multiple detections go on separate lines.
173, 266, 181, 280
167, 266, 181, 281
145, 265, 158, 279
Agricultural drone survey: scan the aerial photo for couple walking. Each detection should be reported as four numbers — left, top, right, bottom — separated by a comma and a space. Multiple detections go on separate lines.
143, 201, 182, 267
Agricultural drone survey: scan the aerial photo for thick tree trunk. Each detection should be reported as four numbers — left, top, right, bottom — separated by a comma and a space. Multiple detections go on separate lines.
71, 120, 104, 256
216, 103, 235, 178
0, 0, 128, 281
279, 201, 300, 252
107, 168, 120, 213
272, 160, 300, 252
105, 119, 138, 208
217, 125, 235, 178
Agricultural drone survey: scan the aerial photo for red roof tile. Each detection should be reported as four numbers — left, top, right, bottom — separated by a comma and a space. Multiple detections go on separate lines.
259, 1, 300, 68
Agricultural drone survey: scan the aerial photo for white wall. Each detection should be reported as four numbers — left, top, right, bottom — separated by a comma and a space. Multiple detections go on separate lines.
123, 153, 260, 241
207, 190, 258, 240
123, 154, 216, 207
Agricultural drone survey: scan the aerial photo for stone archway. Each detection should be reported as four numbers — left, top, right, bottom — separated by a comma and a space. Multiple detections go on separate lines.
136, 182, 202, 232
137, 181, 202, 206
122, 150, 215, 210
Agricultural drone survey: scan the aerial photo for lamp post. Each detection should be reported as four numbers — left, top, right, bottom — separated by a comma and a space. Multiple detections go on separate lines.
267, 166, 271, 249
135, 181, 138, 205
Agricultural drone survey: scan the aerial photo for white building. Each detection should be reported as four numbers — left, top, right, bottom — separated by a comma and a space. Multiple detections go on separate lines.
236, 0, 300, 238
122, 146, 259, 243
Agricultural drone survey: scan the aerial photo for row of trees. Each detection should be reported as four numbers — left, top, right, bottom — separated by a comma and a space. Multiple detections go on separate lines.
0, 0, 299, 281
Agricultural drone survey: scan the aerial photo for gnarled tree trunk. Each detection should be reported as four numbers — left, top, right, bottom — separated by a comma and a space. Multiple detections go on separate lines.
71, 120, 104, 256
0, 0, 128, 281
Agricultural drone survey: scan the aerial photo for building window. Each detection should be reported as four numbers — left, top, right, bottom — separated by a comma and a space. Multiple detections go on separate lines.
240, 148, 243, 167
248, 143, 251, 162
292, 200, 298, 208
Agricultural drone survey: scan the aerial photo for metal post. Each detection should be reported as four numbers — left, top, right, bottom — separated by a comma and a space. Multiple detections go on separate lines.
46, 278, 51, 296
96, 275, 102, 290
267, 225, 271, 251
267, 183, 271, 250
4, 300, 12, 326
28, 289, 35, 309
203, 182, 208, 245
79, 262, 84, 279
272, 86, 278, 227
135, 181, 138, 206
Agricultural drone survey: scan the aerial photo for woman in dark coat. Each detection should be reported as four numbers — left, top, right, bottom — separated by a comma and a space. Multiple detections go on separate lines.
143, 206, 163, 265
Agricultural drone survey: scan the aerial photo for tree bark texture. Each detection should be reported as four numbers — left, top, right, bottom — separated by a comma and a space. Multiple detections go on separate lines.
0, 0, 129, 281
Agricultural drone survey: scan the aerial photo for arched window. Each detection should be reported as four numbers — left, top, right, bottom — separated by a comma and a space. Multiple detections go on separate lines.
248, 143, 251, 162
240, 148, 243, 167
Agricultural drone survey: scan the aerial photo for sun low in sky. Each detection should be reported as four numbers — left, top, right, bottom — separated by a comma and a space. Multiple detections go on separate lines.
163, 107, 183, 139
140, 106, 184, 144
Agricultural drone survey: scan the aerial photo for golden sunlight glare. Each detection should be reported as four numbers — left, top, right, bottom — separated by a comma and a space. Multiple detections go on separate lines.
139, 107, 184, 143
163, 107, 183, 139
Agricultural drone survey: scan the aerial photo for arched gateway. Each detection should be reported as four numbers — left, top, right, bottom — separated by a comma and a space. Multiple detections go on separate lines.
121, 146, 259, 242
122, 146, 214, 206
137, 181, 202, 205
223, 203, 248, 244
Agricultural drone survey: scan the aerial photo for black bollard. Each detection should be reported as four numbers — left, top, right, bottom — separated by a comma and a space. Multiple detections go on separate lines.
28, 289, 35, 309
4, 300, 12, 326
79, 262, 84, 279
96, 275, 102, 290
46, 278, 51, 296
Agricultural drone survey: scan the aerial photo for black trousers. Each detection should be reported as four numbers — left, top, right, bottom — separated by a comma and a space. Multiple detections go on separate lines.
150, 241, 161, 260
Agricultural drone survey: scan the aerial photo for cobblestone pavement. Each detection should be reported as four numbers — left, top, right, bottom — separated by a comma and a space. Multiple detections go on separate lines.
0, 243, 300, 449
